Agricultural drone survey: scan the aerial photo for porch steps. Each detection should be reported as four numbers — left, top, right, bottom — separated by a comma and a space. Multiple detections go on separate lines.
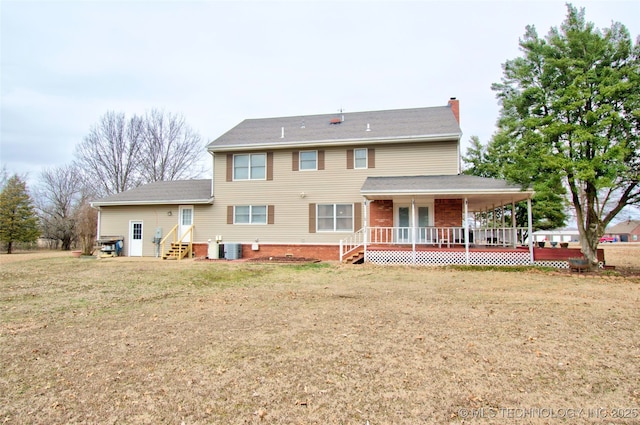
343, 250, 364, 264
162, 243, 191, 260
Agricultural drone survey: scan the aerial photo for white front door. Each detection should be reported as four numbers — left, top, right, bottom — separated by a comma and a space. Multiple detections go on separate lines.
179, 206, 194, 242
129, 221, 143, 256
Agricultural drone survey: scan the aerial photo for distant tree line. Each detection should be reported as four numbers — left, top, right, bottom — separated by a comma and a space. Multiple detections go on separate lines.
0, 109, 205, 254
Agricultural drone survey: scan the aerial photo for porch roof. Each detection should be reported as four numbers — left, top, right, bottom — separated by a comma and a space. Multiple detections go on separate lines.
91, 179, 214, 207
361, 175, 533, 211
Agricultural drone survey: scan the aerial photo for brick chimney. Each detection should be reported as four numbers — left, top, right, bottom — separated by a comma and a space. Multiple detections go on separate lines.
448, 97, 460, 124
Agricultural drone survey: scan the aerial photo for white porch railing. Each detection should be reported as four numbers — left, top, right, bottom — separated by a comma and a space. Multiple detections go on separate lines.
340, 226, 531, 261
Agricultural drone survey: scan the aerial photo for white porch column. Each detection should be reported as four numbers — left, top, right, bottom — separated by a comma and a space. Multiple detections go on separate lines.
464, 198, 469, 265
527, 198, 534, 265
501, 204, 506, 247
512, 201, 517, 248
363, 199, 369, 262
411, 197, 416, 265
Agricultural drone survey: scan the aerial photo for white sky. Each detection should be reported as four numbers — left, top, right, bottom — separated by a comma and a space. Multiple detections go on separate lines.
1, 0, 639, 186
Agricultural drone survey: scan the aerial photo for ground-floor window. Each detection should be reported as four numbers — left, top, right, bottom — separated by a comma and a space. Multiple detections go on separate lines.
317, 203, 353, 232
234, 205, 267, 224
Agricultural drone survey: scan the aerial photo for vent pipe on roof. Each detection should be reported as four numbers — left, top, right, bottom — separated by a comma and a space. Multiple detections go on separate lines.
281, 127, 284, 138
366, 123, 371, 132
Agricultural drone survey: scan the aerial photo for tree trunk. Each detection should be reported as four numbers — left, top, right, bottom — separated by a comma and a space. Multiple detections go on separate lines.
579, 237, 599, 270
61, 237, 72, 251
7, 241, 12, 254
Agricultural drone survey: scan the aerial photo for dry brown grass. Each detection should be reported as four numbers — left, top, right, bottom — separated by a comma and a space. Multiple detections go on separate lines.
1, 247, 639, 424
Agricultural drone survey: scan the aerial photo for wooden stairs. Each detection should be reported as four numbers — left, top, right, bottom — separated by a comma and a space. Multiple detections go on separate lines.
343, 249, 364, 264
162, 242, 191, 260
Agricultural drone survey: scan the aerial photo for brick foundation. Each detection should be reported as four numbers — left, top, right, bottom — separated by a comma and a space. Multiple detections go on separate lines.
194, 243, 339, 261
193, 243, 208, 258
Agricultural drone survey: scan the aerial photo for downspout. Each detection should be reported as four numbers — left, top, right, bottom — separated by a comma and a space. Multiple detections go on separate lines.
209, 151, 215, 197
411, 197, 416, 265
90, 202, 101, 240
464, 198, 469, 265
527, 198, 534, 265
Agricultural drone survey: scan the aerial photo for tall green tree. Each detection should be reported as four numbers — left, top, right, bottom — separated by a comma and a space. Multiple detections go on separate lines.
463, 135, 568, 231
0, 175, 40, 254
491, 4, 640, 267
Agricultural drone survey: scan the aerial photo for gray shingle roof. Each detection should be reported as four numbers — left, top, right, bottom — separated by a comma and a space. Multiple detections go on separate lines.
207, 105, 461, 151
361, 175, 529, 195
361, 175, 534, 212
92, 179, 213, 206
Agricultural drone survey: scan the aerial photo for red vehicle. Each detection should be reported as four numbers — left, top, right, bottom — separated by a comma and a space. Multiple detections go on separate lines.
599, 236, 616, 243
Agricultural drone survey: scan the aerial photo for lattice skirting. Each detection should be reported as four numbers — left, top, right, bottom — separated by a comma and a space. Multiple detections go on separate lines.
535, 260, 604, 269
366, 250, 532, 266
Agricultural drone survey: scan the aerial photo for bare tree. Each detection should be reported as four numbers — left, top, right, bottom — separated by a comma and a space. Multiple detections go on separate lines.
75, 200, 98, 255
75, 111, 144, 197
140, 109, 206, 183
36, 164, 88, 250
75, 110, 205, 197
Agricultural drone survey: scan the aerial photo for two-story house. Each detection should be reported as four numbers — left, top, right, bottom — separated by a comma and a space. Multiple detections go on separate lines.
96, 99, 590, 267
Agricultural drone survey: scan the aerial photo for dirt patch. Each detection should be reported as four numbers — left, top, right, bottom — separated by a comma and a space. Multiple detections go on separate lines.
246, 256, 321, 263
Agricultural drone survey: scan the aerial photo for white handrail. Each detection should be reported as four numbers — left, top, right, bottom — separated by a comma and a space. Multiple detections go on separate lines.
340, 226, 530, 260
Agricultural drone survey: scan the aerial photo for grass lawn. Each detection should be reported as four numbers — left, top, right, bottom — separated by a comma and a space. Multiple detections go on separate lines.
1, 245, 639, 424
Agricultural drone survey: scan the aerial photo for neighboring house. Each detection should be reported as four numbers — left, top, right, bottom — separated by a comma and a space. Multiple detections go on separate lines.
603, 220, 640, 242
93, 99, 599, 267
533, 228, 580, 244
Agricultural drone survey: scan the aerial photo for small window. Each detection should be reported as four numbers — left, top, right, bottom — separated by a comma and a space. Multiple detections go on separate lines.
317, 203, 353, 232
354, 148, 367, 169
234, 154, 266, 180
234, 205, 267, 224
299, 151, 317, 170
132, 223, 142, 240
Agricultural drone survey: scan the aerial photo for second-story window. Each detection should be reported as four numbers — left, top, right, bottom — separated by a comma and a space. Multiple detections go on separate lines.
234, 154, 266, 180
347, 148, 375, 169
299, 151, 317, 170
354, 148, 367, 169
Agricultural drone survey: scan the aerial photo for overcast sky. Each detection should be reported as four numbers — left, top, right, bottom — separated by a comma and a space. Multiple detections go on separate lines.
1, 0, 639, 186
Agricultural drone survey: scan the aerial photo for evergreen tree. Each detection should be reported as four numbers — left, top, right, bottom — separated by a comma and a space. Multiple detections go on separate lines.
490, 4, 640, 267
463, 135, 568, 231
0, 175, 40, 254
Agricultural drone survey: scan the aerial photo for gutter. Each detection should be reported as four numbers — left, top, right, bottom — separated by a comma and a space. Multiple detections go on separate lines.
207, 133, 462, 153
91, 197, 215, 207
361, 189, 534, 197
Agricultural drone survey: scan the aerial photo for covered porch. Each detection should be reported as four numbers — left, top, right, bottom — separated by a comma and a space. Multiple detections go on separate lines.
340, 175, 538, 266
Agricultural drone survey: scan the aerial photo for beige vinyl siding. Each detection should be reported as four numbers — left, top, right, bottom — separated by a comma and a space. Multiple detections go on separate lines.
208, 140, 458, 245
98, 204, 216, 256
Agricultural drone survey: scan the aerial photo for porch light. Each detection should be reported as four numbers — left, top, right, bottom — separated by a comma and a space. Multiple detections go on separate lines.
167, 211, 172, 216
